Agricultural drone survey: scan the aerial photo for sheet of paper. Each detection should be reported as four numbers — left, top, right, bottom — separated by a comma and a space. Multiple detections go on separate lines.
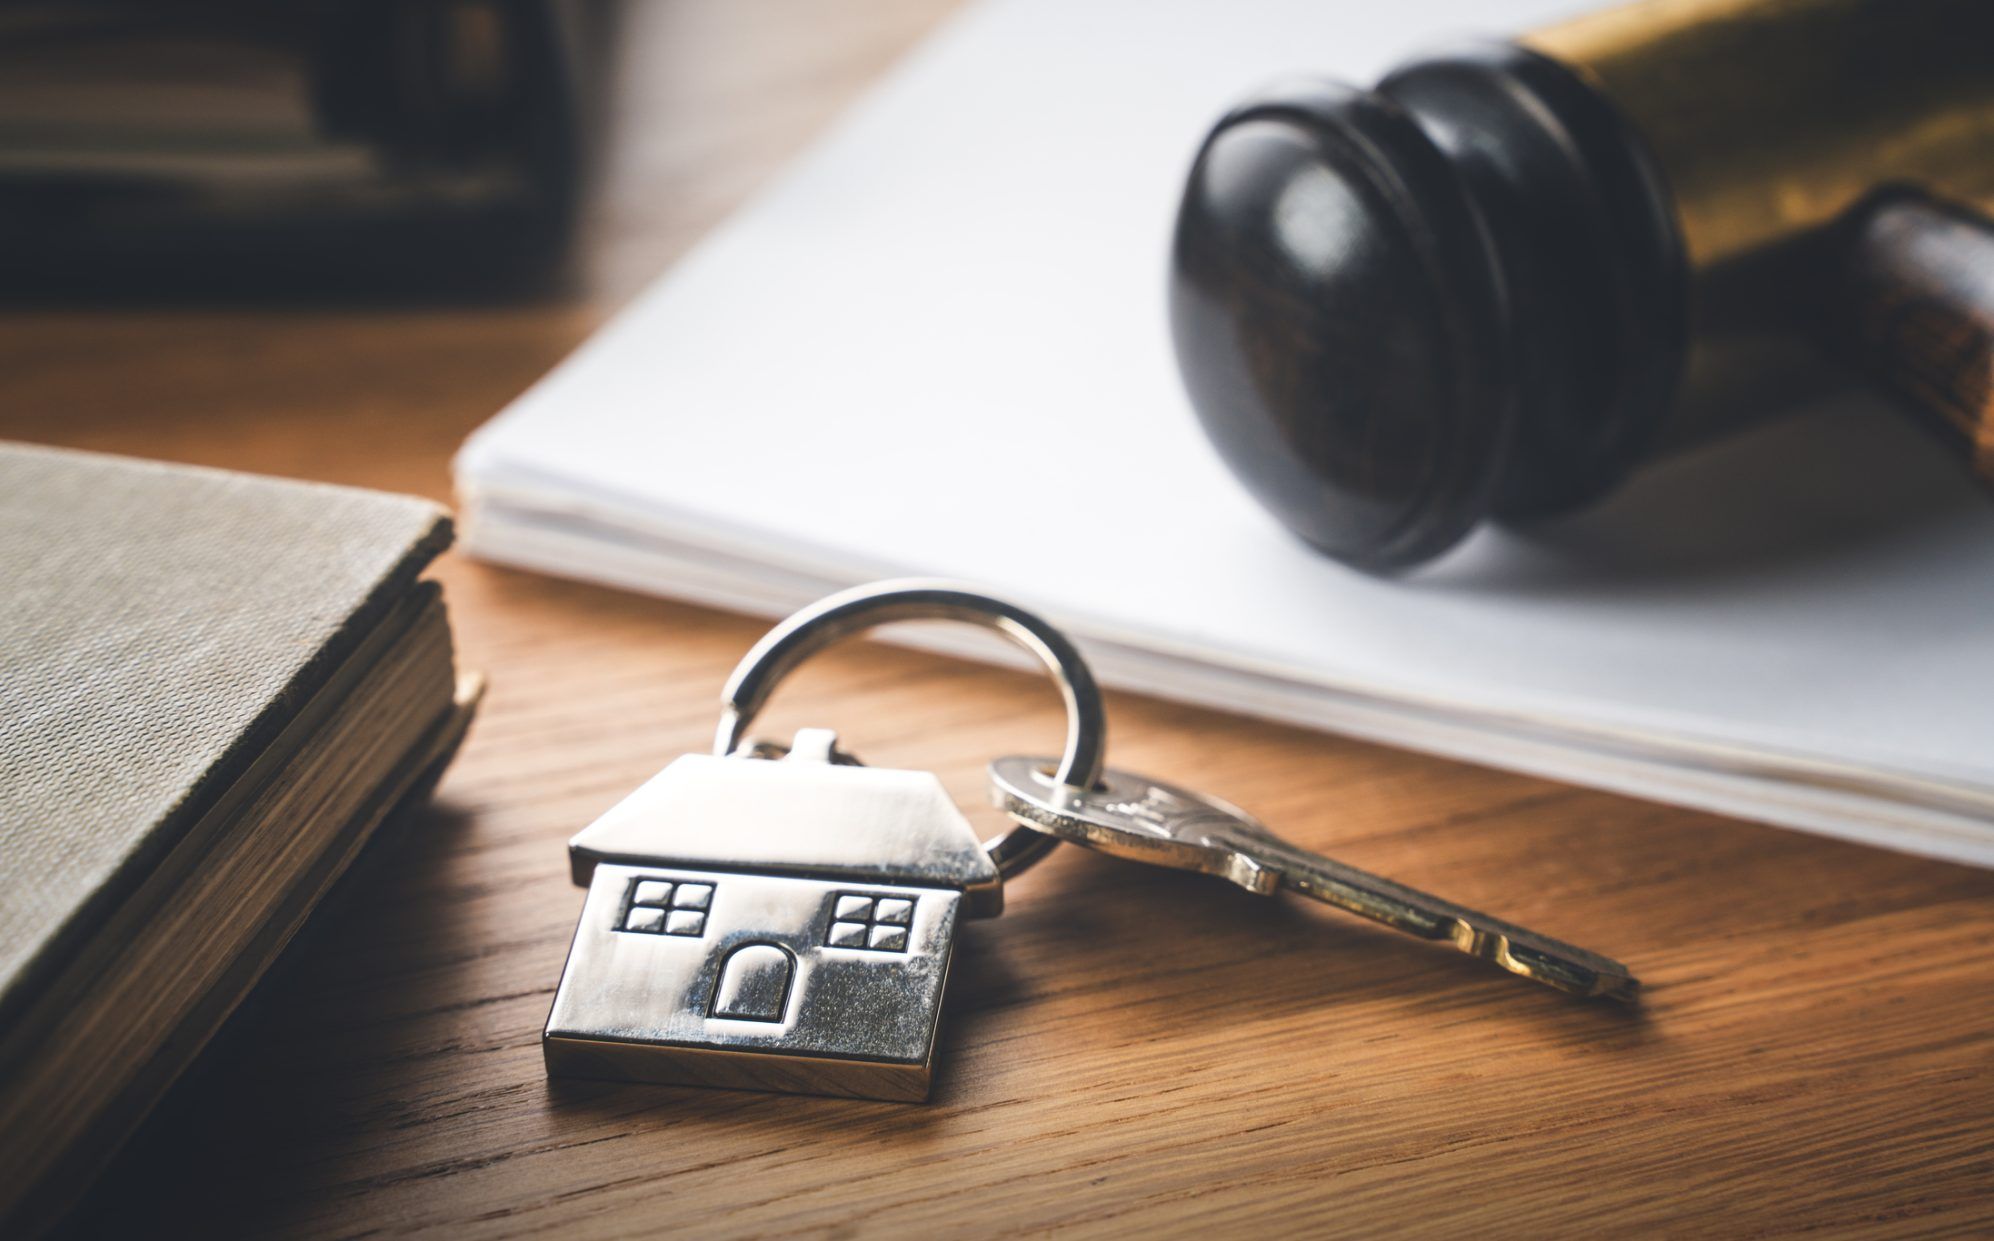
458, 0, 1994, 865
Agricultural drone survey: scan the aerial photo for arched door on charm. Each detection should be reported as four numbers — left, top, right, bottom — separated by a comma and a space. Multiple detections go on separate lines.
710, 943, 794, 1022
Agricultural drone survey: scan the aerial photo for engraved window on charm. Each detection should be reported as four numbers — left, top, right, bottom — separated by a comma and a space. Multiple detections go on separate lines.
618, 877, 714, 936
824, 892, 913, 952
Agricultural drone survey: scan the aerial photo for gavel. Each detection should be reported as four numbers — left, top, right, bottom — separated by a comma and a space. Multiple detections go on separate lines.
1170, 0, 1994, 570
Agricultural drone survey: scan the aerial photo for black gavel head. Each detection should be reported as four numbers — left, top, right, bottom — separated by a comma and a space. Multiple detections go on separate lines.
1169, 43, 1687, 571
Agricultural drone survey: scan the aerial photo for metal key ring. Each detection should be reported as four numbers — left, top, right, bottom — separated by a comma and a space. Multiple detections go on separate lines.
715, 580, 1107, 880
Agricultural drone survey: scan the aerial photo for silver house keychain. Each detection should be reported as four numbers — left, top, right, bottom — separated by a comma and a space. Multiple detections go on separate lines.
543, 582, 1105, 1102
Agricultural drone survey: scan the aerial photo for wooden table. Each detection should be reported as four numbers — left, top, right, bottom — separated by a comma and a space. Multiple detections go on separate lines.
8, 2, 1993, 1235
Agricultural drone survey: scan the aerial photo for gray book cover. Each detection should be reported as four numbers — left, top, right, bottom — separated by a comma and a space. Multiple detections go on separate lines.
0, 442, 452, 1031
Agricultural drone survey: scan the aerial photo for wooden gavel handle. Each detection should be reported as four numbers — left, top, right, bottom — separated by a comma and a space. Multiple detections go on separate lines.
1827, 192, 1994, 476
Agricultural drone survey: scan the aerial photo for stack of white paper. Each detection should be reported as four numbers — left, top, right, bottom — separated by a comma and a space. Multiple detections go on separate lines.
457, 0, 1994, 867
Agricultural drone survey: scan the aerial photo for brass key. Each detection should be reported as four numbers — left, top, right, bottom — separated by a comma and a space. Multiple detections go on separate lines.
989, 757, 1638, 1001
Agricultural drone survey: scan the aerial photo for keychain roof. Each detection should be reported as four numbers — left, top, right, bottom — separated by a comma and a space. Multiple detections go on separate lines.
569, 728, 1002, 909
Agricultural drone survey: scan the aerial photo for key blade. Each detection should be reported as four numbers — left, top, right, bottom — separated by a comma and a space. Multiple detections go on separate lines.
992, 756, 1639, 1003
1226, 828, 1640, 1002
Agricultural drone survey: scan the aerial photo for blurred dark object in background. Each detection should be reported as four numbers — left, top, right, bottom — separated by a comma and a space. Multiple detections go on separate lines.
1170, 0, 1994, 573
0, 0, 609, 299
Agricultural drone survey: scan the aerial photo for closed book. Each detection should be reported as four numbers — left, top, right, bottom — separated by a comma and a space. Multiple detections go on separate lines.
0, 443, 480, 1235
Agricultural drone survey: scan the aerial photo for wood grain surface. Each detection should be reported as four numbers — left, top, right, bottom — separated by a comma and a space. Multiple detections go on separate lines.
5, 2, 1992, 1236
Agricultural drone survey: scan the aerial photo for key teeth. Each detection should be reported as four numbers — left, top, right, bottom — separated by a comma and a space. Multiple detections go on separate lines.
1454, 923, 1642, 1003
1224, 854, 1281, 895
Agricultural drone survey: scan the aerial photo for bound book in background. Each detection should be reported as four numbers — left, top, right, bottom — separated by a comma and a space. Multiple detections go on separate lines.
455, 0, 1994, 867
0, 443, 480, 1235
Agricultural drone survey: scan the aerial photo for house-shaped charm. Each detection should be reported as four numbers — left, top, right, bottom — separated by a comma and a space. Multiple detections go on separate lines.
543, 730, 1001, 1102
